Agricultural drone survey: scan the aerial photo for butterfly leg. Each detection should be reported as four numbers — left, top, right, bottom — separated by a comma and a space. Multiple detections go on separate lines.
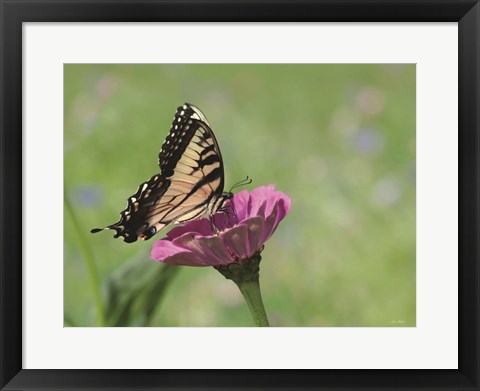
210, 215, 222, 235
219, 203, 238, 227
209, 202, 238, 234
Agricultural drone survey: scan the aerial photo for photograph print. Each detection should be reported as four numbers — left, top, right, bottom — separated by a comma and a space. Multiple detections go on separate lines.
64, 64, 415, 327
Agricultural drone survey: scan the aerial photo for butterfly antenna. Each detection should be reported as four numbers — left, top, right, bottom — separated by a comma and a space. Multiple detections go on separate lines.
229, 176, 252, 192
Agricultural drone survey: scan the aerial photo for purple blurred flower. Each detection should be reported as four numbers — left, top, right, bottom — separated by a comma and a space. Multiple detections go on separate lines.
151, 185, 291, 267
351, 127, 384, 156
70, 184, 103, 207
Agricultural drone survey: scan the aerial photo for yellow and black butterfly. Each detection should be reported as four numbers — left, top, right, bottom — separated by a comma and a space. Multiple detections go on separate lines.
91, 103, 235, 243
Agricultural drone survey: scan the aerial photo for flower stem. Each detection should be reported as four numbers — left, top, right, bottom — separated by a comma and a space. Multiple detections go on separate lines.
215, 254, 270, 327
65, 195, 105, 326
235, 278, 270, 327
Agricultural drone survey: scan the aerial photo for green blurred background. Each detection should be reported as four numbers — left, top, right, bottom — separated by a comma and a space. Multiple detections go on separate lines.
64, 64, 415, 327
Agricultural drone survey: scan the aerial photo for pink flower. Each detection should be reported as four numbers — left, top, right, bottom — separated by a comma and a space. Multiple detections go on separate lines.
151, 185, 291, 267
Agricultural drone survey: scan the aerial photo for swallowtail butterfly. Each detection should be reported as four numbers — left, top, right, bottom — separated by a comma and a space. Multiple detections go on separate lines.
91, 103, 233, 243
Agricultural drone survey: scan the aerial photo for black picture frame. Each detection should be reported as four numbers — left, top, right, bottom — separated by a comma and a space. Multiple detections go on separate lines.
1, 1, 479, 390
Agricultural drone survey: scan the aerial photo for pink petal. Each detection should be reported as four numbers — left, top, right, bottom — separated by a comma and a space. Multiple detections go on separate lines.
173, 233, 234, 266
260, 207, 279, 244
250, 184, 277, 204
151, 239, 183, 259
247, 184, 279, 218
261, 196, 292, 244
171, 233, 216, 266
263, 191, 281, 218
150, 239, 203, 266
246, 193, 266, 218
274, 196, 291, 229
221, 224, 250, 261
167, 218, 213, 240
157, 253, 206, 267
243, 216, 265, 257
232, 190, 250, 222
197, 236, 236, 265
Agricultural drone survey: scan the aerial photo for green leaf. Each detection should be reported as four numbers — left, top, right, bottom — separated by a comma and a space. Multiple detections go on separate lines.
105, 258, 180, 326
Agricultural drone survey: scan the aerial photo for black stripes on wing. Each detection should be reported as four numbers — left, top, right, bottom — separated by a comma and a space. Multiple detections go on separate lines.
91, 175, 169, 243
159, 104, 211, 177
91, 103, 227, 243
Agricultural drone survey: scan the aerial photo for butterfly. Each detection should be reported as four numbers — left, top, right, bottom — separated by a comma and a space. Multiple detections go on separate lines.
91, 103, 234, 243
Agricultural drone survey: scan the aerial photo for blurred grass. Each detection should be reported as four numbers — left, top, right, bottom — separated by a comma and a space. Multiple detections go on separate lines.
64, 64, 415, 327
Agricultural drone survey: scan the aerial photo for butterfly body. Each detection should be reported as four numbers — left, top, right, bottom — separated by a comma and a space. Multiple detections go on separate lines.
92, 103, 231, 243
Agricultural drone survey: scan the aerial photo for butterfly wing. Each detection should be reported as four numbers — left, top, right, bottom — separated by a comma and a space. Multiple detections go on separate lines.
91, 174, 170, 243
91, 103, 225, 243
158, 103, 225, 214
